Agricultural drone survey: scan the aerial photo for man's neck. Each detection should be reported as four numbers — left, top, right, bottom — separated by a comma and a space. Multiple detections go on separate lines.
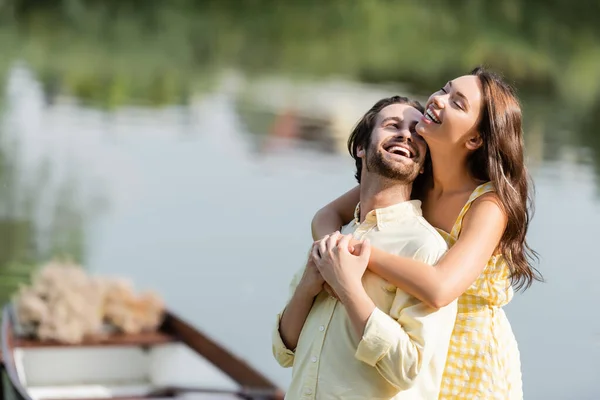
359, 176, 412, 222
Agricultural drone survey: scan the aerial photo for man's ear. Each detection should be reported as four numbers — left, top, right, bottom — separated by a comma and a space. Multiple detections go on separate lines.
466, 132, 483, 151
357, 146, 366, 158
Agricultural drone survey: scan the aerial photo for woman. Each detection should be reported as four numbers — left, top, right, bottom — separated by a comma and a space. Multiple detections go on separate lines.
310, 66, 542, 399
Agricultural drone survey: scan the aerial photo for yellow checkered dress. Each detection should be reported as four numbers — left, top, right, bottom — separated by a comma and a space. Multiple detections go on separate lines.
436, 182, 523, 399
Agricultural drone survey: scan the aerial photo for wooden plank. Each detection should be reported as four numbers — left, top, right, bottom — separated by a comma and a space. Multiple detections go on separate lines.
14, 332, 176, 348
39, 396, 242, 400
161, 314, 283, 396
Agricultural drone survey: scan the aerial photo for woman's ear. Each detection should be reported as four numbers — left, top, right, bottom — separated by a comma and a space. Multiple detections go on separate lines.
466, 133, 483, 151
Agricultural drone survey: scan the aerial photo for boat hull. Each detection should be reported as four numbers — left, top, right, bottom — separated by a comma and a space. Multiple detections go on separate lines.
1, 306, 284, 400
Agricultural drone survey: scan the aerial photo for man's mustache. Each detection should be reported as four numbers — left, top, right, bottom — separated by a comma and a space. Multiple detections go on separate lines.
383, 139, 420, 158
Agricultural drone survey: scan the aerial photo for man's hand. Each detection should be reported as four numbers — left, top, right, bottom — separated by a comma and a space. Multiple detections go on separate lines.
311, 233, 375, 338
297, 258, 325, 298
311, 233, 371, 304
277, 255, 326, 351
323, 282, 339, 300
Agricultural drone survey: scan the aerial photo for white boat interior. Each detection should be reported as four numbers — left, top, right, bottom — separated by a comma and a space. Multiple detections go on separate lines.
12, 342, 239, 400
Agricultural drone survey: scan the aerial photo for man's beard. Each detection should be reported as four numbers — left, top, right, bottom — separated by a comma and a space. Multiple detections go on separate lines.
365, 146, 421, 183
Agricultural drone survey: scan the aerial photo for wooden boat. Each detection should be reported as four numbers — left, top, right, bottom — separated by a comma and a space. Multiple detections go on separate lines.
1, 305, 284, 400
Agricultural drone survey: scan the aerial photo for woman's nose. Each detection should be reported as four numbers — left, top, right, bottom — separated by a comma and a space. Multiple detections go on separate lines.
432, 95, 445, 109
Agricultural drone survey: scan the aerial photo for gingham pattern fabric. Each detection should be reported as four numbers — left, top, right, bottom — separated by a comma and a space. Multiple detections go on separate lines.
436, 182, 523, 399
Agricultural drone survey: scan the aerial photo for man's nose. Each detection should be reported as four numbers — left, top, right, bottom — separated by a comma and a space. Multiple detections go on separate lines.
396, 128, 413, 142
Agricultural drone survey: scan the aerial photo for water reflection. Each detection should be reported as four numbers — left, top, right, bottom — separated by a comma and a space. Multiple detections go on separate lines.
235, 75, 599, 184
235, 77, 416, 155
0, 64, 111, 305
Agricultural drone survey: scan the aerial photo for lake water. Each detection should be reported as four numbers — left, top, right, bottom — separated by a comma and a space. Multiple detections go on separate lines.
3, 64, 599, 399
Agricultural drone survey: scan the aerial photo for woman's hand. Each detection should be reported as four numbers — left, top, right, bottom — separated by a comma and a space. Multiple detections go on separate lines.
311, 232, 371, 303
313, 233, 363, 255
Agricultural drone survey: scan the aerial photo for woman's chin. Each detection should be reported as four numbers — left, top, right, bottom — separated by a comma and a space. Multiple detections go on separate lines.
416, 121, 431, 137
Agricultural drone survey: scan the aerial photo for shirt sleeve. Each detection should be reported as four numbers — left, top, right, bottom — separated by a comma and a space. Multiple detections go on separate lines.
271, 267, 303, 368
354, 238, 457, 390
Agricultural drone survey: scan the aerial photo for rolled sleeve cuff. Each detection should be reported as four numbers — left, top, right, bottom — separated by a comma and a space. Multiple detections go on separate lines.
271, 312, 295, 367
355, 307, 397, 366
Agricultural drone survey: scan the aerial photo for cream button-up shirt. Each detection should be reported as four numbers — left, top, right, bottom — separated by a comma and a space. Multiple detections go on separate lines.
272, 200, 457, 400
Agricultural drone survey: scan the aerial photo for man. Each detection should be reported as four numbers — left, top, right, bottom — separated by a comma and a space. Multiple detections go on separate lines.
271, 96, 458, 399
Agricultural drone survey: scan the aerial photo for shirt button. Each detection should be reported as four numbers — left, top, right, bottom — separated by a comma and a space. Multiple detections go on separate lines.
318, 325, 325, 332
304, 388, 312, 395
311, 356, 317, 363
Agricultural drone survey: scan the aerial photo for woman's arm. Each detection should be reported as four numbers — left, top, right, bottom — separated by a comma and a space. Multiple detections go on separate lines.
368, 194, 507, 308
311, 185, 360, 240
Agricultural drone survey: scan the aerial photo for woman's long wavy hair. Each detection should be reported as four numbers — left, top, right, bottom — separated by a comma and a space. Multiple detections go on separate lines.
468, 66, 542, 291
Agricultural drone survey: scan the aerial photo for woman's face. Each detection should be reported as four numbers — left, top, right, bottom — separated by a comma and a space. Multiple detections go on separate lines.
416, 74, 483, 149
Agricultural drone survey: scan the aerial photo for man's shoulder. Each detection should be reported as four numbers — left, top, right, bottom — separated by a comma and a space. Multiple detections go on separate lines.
403, 215, 448, 265
410, 215, 448, 249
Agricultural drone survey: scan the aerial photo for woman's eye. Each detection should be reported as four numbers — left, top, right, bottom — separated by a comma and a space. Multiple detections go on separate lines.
440, 87, 447, 94
454, 101, 464, 110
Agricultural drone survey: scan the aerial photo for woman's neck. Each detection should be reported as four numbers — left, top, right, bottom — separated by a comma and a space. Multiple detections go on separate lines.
428, 146, 477, 195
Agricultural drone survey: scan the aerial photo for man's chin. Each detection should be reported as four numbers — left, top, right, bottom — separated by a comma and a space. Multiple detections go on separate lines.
380, 162, 414, 177
367, 153, 421, 182
381, 162, 423, 182
376, 168, 414, 182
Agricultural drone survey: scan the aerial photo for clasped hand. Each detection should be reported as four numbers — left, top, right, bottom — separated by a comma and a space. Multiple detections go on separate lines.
309, 232, 371, 302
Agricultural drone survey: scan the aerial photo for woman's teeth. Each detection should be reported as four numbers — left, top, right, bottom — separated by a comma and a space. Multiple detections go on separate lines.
425, 108, 441, 124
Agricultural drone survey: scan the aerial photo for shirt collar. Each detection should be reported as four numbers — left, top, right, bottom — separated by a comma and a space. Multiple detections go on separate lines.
353, 200, 423, 229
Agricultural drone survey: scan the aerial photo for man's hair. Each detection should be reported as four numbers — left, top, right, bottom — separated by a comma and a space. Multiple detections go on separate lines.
347, 96, 424, 183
